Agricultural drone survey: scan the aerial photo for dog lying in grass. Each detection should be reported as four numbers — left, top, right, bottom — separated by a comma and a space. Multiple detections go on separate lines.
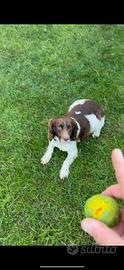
41, 99, 105, 180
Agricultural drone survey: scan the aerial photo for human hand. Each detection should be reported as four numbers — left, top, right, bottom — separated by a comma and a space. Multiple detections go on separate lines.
81, 149, 124, 245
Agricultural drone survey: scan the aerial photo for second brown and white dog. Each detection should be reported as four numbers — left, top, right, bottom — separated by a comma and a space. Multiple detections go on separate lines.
41, 99, 105, 179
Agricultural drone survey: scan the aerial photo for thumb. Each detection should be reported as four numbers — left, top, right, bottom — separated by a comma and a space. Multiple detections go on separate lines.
112, 149, 124, 199
81, 218, 124, 246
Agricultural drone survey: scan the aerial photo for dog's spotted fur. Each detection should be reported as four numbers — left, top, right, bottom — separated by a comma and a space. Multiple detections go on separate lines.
41, 99, 105, 179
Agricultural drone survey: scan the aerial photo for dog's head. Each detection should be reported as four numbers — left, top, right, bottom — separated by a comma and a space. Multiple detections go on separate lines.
48, 117, 78, 142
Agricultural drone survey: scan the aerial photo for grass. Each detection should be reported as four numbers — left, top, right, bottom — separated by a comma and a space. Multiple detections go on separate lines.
0, 24, 124, 245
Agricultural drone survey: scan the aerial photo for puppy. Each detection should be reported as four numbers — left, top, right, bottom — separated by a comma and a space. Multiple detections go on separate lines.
41, 99, 105, 179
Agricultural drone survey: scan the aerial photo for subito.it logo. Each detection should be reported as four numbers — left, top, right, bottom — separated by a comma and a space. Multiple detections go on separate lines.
67, 246, 79, 255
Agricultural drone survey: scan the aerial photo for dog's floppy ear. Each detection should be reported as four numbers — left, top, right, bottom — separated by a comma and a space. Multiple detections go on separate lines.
48, 119, 56, 141
71, 122, 79, 141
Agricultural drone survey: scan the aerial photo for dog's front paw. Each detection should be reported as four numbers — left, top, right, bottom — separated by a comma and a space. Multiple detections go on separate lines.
60, 166, 69, 180
41, 154, 50, 165
92, 131, 100, 138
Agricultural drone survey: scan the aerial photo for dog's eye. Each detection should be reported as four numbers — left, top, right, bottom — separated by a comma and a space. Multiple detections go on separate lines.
67, 125, 71, 129
58, 125, 63, 130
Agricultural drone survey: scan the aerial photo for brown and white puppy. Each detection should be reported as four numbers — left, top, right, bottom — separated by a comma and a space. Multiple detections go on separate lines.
41, 99, 105, 179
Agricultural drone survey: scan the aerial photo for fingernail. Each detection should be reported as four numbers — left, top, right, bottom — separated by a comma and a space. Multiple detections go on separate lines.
81, 220, 93, 236
114, 149, 123, 158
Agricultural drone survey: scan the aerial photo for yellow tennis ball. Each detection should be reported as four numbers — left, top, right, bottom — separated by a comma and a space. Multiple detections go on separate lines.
84, 194, 120, 227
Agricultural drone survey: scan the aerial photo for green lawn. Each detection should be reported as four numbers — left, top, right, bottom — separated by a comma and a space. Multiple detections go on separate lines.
0, 24, 124, 245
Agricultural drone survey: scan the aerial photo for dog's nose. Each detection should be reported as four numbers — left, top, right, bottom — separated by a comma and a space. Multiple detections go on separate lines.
63, 138, 69, 142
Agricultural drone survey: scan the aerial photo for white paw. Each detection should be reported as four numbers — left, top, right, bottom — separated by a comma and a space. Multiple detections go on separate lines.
92, 131, 100, 138
41, 154, 50, 165
60, 166, 69, 180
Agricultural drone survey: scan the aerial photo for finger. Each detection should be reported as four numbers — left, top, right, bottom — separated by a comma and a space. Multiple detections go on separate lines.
112, 149, 124, 199
81, 218, 124, 245
113, 222, 124, 236
113, 209, 124, 236
102, 184, 122, 199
